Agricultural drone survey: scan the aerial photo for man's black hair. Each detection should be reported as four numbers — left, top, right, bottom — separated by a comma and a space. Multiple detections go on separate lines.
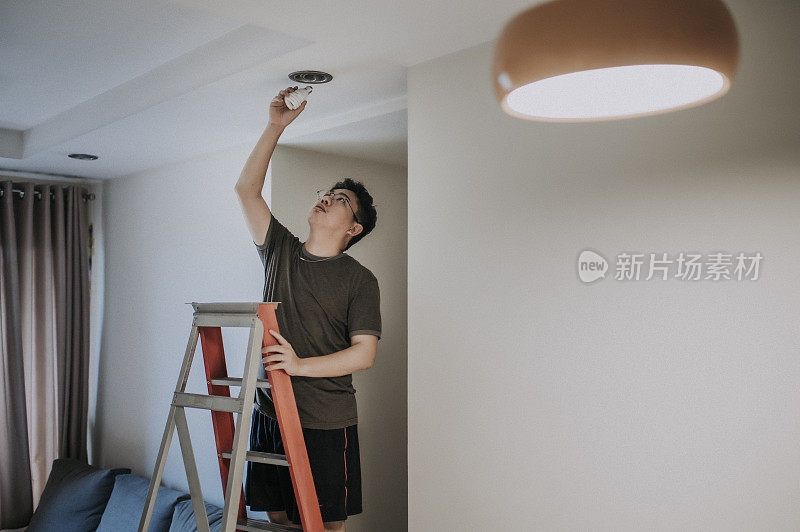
329, 177, 377, 252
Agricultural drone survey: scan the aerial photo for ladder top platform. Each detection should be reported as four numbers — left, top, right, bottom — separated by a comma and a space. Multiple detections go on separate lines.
186, 301, 281, 314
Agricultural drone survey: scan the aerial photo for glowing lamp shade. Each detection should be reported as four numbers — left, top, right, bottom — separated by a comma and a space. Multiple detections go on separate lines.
492, 0, 740, 122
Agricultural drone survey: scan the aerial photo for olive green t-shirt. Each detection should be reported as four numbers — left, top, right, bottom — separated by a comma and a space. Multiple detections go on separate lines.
253, 214, 381, 429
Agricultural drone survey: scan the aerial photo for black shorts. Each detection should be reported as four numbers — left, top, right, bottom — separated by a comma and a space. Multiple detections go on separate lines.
244, 407, 362, 524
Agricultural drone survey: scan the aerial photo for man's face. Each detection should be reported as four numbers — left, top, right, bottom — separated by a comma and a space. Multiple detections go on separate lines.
308, 188, 360, 232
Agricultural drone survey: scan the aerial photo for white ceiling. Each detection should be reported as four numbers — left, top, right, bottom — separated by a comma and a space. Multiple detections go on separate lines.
0, 0, 536, 179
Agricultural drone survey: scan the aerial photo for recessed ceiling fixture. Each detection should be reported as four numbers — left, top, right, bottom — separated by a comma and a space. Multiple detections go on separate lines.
288, 71, 333, 84
68, 153, 98, 160
492, 0, 740, 122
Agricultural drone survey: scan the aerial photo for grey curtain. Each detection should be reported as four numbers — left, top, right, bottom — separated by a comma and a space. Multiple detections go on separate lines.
0, 180, 91, 528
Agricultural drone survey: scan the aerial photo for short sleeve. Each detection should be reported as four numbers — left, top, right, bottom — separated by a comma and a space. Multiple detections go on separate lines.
255, 214, 300, 301
347, 274, 382, 340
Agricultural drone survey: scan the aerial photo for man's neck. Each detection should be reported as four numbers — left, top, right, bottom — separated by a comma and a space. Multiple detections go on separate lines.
303, 236, 342, 257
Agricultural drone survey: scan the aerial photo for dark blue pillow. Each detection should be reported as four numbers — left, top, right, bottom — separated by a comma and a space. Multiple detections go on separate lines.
27, 458, 130, 532
168, 498, 224, 532
96, 473, 189, 532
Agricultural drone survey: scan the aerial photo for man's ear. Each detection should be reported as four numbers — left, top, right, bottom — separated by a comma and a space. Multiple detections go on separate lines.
348, 223, 363, 238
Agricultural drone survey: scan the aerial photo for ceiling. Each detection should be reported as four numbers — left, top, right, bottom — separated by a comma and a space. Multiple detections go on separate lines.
0, 0, 538, 180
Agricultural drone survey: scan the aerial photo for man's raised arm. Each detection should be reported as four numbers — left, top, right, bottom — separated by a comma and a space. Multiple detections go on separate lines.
235, 86, 307, 247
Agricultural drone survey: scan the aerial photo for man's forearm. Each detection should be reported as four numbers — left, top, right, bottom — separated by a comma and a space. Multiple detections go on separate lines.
235, 122, 286, 196
298, 344, 372, 378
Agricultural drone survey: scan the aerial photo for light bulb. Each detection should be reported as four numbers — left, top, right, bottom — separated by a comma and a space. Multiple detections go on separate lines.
285, 86, 313, 110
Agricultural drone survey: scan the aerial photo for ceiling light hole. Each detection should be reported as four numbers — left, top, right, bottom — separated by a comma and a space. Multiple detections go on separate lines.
288, 71, 333, 84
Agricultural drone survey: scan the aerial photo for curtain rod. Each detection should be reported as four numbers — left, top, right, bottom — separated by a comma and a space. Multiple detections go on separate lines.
0, 187, 96, 202
0, 168, 101, 184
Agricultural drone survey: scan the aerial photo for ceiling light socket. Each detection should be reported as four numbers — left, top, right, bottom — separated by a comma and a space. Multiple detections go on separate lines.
288, 70, 333, 84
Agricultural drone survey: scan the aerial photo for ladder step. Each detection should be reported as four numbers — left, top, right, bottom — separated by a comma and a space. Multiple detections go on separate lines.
193, 312, 260, 327
220, 450, 289, 467
236, 516, 302, 531
172, 392, 243, 413
211, 377, 271, 389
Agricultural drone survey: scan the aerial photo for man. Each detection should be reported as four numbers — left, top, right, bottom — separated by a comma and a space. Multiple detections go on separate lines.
234, 86, 381, 532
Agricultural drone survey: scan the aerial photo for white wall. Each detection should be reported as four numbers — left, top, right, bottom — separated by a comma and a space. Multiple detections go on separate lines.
96, 139, 407, 531
407, 1, 800, 530
96, 142, 268, 501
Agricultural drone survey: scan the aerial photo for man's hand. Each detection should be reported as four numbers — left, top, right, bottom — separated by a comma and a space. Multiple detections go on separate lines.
262, 329, 305, 376
268, 86, 307, 128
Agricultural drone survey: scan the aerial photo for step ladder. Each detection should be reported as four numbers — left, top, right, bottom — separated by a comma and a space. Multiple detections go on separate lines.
138, 302, 325, 532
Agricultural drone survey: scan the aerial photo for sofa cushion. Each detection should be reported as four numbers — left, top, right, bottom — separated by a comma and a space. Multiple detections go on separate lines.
27, 458, 130, 532
96, 473, 189, 532
168, 498, 224, 532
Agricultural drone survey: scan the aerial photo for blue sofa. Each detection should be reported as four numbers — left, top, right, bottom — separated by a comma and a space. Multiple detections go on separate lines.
2, 458, 227, 532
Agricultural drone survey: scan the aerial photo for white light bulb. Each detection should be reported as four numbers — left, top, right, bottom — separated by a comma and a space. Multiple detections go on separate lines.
285, 86, 313, 110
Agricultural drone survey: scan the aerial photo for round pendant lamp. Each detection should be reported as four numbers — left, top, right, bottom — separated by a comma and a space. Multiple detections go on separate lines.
492, 0, 740, 122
